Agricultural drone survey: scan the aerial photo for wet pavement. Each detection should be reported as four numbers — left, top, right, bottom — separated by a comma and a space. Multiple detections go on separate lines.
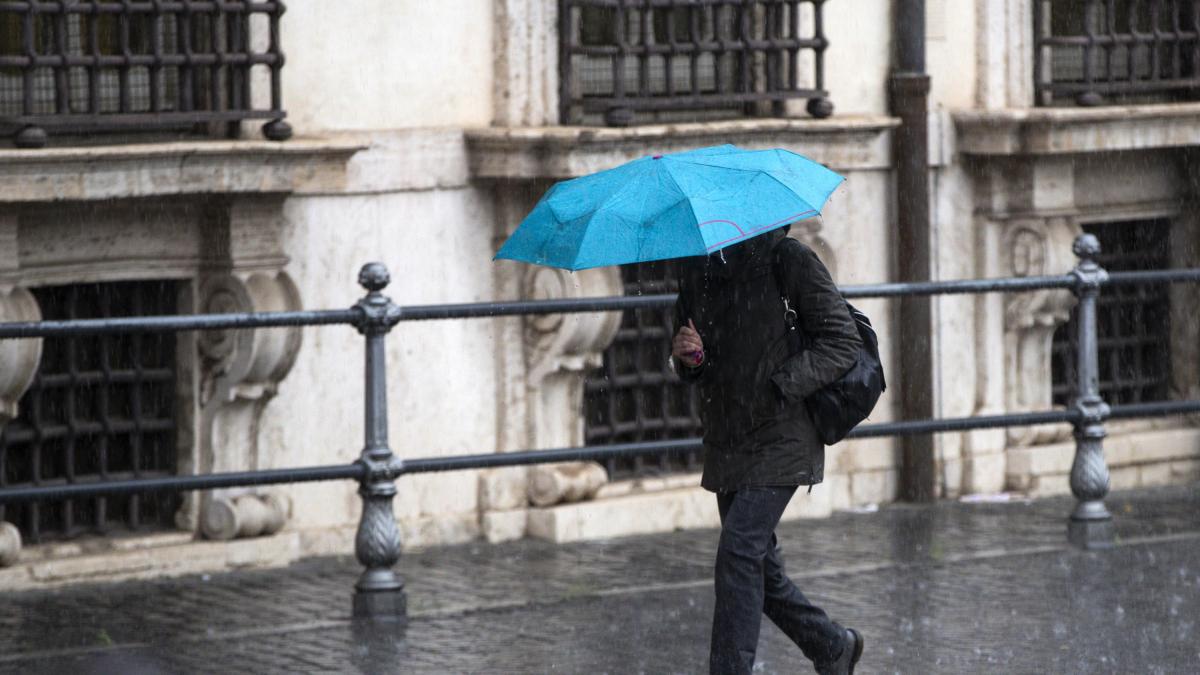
2, 484, 1198, 674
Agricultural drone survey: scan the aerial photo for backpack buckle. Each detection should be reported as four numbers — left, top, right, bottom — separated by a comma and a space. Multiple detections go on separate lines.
782, 297, 798, 328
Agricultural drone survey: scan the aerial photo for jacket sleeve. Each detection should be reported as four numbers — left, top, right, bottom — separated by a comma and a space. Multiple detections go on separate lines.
769, 241, 861, 401
672, 278, 707, 382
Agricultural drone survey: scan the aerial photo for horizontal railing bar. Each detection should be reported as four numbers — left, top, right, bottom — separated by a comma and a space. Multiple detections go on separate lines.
1106, 269, 1200, 285
4, 401, 1196, 503
399, 410, 1082, 476
397, 294, 675, 320
1109, 400, 1200, 419
845, 409, 1077, 437
839, 275, 1073, 298
0, 270, 1196, 337
397, 439, 702, 475
0, 463, 364, 504
0, 309, 360, 339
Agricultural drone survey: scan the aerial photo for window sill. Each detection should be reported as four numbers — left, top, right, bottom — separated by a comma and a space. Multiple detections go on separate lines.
954, 103, 1200, 157
0, 137, 365, 203
466, 116, 900, 180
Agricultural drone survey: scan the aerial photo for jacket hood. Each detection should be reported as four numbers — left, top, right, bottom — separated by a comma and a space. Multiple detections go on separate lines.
705, 226, 790, 280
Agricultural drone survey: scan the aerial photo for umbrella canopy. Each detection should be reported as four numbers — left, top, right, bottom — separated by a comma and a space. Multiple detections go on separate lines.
494, 144, 844, 271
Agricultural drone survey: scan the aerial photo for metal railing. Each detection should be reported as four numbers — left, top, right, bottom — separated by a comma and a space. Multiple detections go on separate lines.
559, 0, 832, 127
1034, 0, 1200, 106
0, 0, 291, 148
2, 235, 1200, 620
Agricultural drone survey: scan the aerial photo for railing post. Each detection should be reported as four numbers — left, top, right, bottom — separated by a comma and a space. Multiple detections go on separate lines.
1067, 234, 1114, 549
351, 263, 406, 619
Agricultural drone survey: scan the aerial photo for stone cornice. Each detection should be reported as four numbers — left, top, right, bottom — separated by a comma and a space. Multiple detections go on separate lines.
954, 103, 1200, 157
465, 116, 900, 180
0, 137, 365, 202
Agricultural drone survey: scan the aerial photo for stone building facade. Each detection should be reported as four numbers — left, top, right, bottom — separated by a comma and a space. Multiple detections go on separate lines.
1, 0, 1198, 587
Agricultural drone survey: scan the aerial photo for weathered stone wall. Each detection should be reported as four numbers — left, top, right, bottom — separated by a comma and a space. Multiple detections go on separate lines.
280, 1, 495, 132
265, 132, 499, 550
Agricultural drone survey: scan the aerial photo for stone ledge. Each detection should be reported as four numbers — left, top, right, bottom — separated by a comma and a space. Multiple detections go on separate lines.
955, 103, 1200, 156
0, 136, 365, 203
0, 531, 303, 591
466, 116, 900, 181
1007, 426, 1200, 478
526, 482, 836, 544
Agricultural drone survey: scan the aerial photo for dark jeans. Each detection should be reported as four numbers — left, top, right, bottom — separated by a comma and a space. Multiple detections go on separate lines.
710, 486, 845, 675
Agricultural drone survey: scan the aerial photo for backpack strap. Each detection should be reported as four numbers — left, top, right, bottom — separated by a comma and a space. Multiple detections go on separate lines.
771, 237, 806, 350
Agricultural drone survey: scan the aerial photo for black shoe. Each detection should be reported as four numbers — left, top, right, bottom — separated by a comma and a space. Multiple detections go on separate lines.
816, 628, 863, 675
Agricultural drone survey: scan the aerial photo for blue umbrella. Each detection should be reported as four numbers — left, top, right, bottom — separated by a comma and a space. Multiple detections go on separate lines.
494, 144, 844, 271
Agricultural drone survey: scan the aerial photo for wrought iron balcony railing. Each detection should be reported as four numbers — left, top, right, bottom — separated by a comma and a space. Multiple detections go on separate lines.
1035, 0, 1200, 106
0, 0, 290, 148
559, 0, 832, 127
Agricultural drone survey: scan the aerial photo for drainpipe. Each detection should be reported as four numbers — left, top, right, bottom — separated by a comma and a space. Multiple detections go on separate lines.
890, 0, 936, 501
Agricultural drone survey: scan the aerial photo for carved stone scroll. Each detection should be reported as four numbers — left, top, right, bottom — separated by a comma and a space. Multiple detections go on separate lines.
0, 286, 41, 428
0, 285, 40, 566
0, 522, 21, 567
200, 493, 290, 541
1003, 217, 1077, 446
522, 264, 623, 504
193, 271, 303, 538
528, 461, 608, 507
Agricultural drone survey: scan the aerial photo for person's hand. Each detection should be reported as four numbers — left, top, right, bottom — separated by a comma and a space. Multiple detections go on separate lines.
672, 319, 704, 367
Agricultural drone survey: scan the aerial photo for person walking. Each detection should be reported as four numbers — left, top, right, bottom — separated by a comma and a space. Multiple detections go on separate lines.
671, 225, 865, 675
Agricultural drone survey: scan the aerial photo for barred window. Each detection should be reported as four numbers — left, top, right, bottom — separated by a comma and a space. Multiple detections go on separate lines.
1052, 219, 1172, 407
560, 0, 832, 127
0, 2, 287, 147
0, 281, 181, 544
0, 5, 182, 118
1035, 0, 1200, 106
583, 261, 704, 480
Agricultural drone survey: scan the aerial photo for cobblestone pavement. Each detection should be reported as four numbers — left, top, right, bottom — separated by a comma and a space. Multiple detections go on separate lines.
2, 485, 1198, 674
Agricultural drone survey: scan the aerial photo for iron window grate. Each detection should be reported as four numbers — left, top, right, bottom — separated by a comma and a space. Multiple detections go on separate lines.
0, 280, 180, 544
560, 0, 831, 126
1034, 0, 1200, 106
1052, 219, 1173, 407
0, 0, 287, 144
584, 260, 704, 481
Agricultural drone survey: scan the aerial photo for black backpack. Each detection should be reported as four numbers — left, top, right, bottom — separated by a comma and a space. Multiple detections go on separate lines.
773, 241, 886, 445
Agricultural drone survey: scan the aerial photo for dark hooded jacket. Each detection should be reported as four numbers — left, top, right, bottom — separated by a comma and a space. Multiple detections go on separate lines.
673, 228, 861, 492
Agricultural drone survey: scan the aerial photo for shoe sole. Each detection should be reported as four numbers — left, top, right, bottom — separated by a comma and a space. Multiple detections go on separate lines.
847, 628, 864, 674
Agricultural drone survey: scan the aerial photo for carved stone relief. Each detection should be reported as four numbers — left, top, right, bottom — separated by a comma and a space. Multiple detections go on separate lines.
1002, 217, 1077, 446
0, 287, 41, 429
522, 265, 623, 507
0, 285, 40, 567
482, 182, 628, 519
0, 196, 305, 544
191, 271, 303, 538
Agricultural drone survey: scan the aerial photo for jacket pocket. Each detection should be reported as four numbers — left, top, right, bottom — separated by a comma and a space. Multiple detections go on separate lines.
750, 335, 793, 426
